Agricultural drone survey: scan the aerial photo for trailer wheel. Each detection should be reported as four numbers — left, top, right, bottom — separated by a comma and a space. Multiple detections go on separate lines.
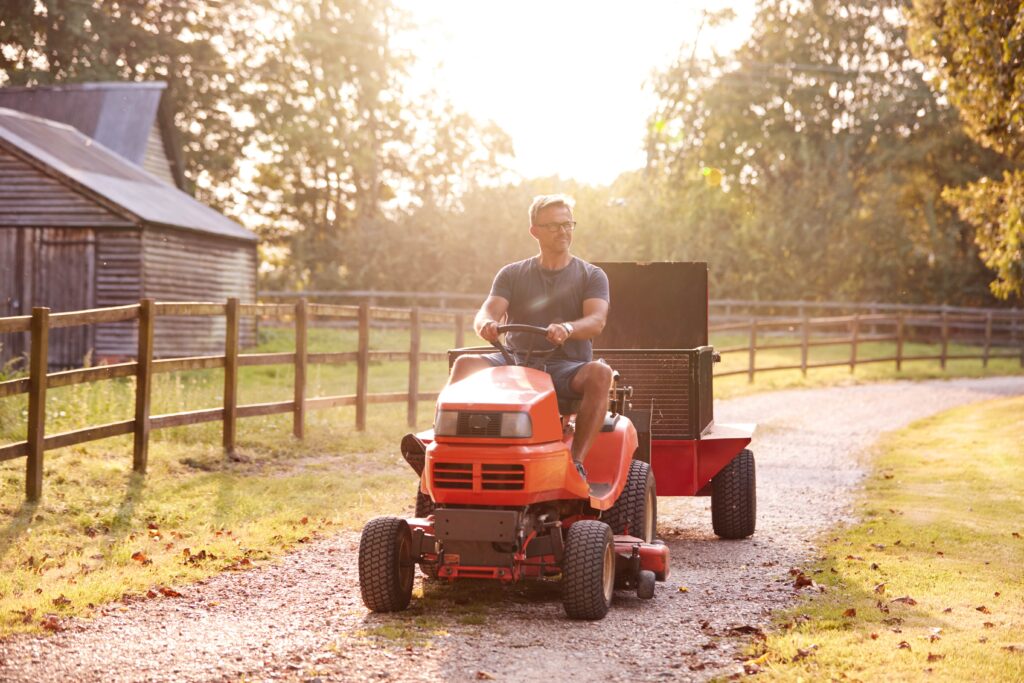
563, 521, 615, 620
358, 517, 415, 612
711, 449, 756, 539
603, 459, 657, 541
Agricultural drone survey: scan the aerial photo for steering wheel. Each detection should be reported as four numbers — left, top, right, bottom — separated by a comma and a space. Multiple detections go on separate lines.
491, 324, 561, 367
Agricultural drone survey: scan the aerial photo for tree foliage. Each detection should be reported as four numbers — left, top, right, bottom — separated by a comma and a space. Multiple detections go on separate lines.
909, 0, 1024, 299
0, 0, 249, 206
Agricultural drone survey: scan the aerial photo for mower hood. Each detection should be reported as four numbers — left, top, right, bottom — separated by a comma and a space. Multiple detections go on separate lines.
434, 366, 562, 443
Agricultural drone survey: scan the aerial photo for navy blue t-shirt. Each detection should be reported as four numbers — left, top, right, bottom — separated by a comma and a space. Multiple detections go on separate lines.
489, 256, 610, 362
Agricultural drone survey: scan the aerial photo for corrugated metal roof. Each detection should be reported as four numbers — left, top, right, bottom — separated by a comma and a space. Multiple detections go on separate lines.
0, 107, 257, 243
0, 82, 163, 167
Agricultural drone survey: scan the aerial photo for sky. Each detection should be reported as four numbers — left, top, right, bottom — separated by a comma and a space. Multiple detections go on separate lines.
395, 1, 758, 186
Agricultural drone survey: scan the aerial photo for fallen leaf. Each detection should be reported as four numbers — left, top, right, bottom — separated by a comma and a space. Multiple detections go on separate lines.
146, 589, 158, 599
874, 583, 887, 594
927, 653, 944, 662
929, 634, 942, 642
727, 625, 764, 637
130, 551, 151, 565
300, 516, 309, 525
1013, 532, 1020, 539
977, 606, 992, 614
843, 608, 857, 617
158, 586, 182, 598
51, 595, 71, 607
942, 607, 952, 613
894, 540, 902, 546
678, 585, 689, 593
793, 573, 813, 589
995, 592, 1001, 597
936, 551, 944, 556
792, 644, 819, 662
872, 544, 887, 550
870, 633, 879, 640
689, 663, 707, 671
979, 637, 989, 643
39, 615, 64, 632
475, 671, 494, 680
845, 555, 864, 561
870, 562, 880, 570
898, 641, 912, 651
1002, 644, 1024, 653
891, 596, 918, 606
983, 622, 995, 629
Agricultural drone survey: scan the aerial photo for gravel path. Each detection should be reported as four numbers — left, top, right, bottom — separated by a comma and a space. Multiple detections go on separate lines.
2, 377, 1022, 683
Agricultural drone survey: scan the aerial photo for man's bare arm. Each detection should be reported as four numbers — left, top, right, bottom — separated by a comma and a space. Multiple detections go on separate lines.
546, 297, 608, 345
474, 295, 509, 342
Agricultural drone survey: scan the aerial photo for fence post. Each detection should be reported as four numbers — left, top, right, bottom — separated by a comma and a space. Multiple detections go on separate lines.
983, 312, 992, 369
293, 298, 308, 439
408, 307, 421, 428
223, 298, 240, 454
356, 303, 369, 431
26, 307, 49, 502
800, 314, 809, 377
849, 314, 860, 373
940, 309, 949, 370
133, 298, 155, 473
896, 313, 905, 372
747, 318, 757, 383
455, 312, 465, 349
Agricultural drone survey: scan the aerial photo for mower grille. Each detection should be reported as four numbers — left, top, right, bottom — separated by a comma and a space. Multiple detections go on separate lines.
455, 411, 503, 437
481, 464, 525, 491
432, 462, 473, 489
431, 462, 526, 491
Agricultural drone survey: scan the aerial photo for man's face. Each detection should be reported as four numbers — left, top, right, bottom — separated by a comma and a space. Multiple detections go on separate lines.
531, 204, 574, 253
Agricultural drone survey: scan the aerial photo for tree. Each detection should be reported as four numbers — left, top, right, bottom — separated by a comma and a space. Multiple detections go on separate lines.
644, 0, 1008, 304
0, 0, 250, 207
910, 1, 1024, 300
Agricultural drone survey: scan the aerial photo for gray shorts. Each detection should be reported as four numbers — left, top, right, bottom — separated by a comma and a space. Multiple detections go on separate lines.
481, 352, 586, 401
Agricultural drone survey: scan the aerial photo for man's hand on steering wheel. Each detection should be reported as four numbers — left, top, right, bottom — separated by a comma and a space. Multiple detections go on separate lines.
479, 320, 501, 343
490, 324, 563, 366
545, 323, 571, 346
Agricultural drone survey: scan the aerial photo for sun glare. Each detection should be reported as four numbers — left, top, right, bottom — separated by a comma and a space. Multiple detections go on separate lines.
395, 1, 755, 186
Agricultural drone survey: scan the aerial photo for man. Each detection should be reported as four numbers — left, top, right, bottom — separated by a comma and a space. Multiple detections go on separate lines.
448, 194, 612, 479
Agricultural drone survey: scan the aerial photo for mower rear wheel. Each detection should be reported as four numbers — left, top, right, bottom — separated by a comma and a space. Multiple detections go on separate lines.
603, 459, 657, 541
358, 516, 415, 612
563, 520, 615, 620
711, 449, 756, 539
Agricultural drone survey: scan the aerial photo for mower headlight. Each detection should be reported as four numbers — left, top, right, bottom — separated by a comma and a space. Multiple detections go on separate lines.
434, 409, 459, 436
500, 412, 532, 438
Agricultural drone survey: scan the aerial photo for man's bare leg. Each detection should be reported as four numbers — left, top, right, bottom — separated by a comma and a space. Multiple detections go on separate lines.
568, 361, 613, 466
447, 355, 492, 386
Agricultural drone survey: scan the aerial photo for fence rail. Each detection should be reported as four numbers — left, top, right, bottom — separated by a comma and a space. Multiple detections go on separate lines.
0, 298, 470, 502
712, 311, 1024, 381
1, 297, 1022, 503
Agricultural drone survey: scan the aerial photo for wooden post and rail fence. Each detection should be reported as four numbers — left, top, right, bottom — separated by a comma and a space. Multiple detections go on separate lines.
0, 296, 1021, 503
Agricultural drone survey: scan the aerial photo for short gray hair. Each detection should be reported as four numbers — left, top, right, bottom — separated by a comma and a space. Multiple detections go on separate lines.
529, 194, 575, 226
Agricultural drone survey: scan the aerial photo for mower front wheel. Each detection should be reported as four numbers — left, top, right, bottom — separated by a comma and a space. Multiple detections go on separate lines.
711, 449, 756, 539
563, 520, 615, 620
358, 516, 415, 612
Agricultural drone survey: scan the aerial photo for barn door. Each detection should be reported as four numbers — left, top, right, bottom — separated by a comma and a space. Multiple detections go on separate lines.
32, 228, 95, 367
0, 229, 26, 366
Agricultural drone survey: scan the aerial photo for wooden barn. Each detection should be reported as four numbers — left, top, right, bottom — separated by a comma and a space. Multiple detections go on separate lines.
0, 83, 257, 367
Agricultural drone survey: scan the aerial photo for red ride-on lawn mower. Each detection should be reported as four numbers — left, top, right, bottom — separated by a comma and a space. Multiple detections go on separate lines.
358, 262, 756, 620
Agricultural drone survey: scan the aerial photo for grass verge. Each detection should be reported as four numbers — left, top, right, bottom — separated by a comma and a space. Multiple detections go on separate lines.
751, 396, 1024, 681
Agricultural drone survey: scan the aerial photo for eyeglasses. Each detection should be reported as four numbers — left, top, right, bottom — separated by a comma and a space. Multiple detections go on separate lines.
536, 221, 576, 233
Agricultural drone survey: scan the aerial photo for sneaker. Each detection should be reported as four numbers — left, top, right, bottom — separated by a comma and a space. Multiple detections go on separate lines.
574, 461, 588, 480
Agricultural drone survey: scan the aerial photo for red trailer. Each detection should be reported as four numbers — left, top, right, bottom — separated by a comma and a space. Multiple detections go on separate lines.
358, 262, 755, 619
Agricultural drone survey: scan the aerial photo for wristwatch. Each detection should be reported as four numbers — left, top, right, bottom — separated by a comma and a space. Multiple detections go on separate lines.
561, 322, 575, 339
